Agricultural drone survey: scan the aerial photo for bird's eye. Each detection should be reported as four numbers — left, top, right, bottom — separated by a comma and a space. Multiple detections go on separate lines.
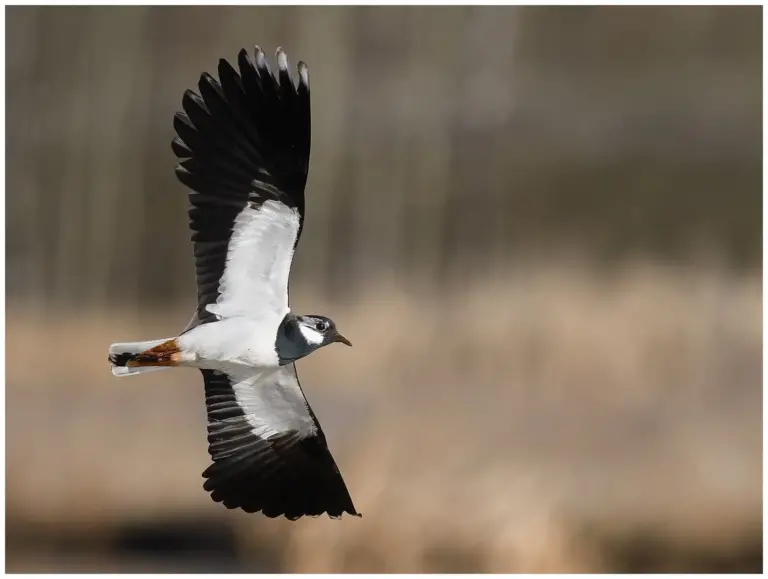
315, 320, 328, 332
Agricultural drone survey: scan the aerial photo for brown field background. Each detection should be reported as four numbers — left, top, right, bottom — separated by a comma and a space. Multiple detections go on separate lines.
6, 5, 762, 573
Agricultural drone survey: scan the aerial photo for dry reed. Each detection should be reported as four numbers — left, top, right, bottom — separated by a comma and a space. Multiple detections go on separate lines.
6, 259, 761, 572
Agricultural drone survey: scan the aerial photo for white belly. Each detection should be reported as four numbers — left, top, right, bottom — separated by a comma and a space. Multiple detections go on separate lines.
177, 316, 281, 368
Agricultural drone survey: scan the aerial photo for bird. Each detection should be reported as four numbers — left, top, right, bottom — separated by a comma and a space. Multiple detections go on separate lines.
107, 45, 360, 520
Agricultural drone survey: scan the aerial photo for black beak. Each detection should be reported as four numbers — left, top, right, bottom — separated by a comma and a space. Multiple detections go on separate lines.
333, 332, 352, 347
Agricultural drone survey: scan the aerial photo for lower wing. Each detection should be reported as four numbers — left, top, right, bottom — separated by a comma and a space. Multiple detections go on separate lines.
200, 364, 360, 520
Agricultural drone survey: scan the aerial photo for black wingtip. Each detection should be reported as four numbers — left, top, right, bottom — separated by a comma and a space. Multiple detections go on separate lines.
254, 45, 269, 74
276, 47, 288, 71
174, 43, 311, 225
237, 47, 252, 69
276, 47, 295, 92
171, 136, 192, 158
202, 431, 360, 520
199, 72, 221, 91
182, 89, 207, 112
297, 61, 309, 91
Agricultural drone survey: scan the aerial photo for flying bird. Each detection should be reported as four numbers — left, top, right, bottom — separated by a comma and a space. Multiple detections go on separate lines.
108, 46, 360, 520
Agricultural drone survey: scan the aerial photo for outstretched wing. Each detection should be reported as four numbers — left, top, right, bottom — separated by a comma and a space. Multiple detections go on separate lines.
200, 366, 360, 519
173, 47, 311, 327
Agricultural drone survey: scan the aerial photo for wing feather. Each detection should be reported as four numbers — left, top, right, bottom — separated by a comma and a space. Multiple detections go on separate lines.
173, 46, 310, 327
200, 367, 359, 519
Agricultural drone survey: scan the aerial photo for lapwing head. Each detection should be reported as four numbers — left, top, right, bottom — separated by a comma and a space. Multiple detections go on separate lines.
296, 315, 352, 350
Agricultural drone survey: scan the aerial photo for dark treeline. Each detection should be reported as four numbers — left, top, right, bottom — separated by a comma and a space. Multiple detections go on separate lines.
6, 6, 761, 308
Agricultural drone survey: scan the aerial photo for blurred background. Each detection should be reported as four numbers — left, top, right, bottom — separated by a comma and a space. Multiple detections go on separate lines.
5, 5, 762, 573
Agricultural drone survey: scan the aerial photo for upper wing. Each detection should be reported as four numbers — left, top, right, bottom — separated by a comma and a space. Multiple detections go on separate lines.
200, 365, 360, 520
173, 47, 310, 326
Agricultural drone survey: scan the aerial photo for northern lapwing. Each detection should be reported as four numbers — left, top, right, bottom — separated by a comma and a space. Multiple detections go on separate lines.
108, 46, 360, 520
